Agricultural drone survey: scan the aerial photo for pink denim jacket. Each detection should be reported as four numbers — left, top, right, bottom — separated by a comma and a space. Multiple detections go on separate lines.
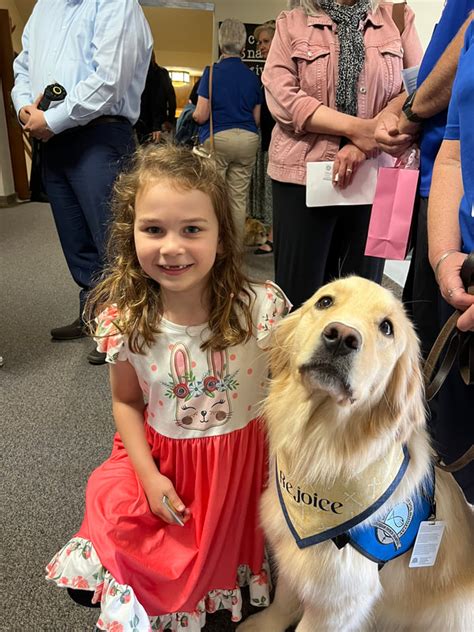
262, 4, 423, 185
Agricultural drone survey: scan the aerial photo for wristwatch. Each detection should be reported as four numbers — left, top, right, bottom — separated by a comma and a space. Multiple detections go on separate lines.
402, 90, 424, 124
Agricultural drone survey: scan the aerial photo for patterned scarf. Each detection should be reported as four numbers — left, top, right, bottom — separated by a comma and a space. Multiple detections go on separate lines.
319, 0, 371, 116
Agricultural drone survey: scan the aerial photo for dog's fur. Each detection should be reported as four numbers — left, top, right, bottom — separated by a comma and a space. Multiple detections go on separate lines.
239, 277, 474, 632
244, 217, 267, 247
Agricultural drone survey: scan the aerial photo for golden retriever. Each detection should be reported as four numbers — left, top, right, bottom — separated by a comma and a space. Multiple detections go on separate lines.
244, 217, 268, 247
239, 277, 474, 632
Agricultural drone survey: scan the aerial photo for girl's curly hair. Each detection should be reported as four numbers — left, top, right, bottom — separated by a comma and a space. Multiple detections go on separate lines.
86, 144, 255, 353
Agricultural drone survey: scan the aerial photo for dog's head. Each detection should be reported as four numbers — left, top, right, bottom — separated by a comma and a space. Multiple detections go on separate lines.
244, 217, 267, 246
270, 277, 425, 443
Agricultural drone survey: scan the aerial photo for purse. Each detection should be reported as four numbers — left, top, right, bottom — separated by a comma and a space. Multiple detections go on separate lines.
364, 150, 419, 260
192, 64, 215, 160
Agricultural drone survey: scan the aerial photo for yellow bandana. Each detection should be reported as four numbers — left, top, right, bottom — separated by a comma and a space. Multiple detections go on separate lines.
276, 445, 409, 548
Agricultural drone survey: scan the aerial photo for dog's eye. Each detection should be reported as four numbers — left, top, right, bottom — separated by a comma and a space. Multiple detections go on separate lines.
315, 296, 333, 309
379, 319, 394, 337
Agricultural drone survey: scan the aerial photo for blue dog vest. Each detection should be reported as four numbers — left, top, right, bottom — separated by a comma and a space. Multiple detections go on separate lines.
334, 472, 435, 565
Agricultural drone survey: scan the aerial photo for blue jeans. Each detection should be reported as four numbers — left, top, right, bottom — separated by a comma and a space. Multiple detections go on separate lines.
42, 121, 135, 317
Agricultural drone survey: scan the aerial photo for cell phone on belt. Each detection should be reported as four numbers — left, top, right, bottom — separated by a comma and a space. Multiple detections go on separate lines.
162, 495, 185, 526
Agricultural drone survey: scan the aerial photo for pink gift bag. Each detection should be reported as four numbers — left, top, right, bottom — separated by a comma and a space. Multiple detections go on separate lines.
364, 154, 419, 261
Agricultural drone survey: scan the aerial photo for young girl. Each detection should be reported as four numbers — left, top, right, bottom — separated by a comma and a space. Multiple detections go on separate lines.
45, 144, 290, 631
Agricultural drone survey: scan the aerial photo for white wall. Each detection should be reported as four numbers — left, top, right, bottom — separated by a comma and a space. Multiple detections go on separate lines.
410, 0, 445, 49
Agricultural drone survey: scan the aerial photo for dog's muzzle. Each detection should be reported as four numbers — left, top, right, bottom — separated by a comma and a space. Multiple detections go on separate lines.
321, 322, 362, 356
299, 322, 362, 401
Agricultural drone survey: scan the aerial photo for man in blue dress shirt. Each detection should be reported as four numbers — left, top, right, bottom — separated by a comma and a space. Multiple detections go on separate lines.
11, 0, 153, 364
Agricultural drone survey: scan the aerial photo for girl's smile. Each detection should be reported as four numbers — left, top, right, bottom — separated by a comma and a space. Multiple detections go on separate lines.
159, 264, 193, 275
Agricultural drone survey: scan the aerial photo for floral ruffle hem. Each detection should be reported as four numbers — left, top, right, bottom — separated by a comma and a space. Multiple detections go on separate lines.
46, 537, 271, 631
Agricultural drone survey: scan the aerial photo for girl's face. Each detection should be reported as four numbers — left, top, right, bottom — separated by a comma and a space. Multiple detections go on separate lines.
134, 180, 221, 304
256, 30, 273, 59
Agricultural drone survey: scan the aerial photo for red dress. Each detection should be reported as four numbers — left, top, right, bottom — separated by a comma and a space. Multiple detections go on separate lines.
46, 282, 290, 631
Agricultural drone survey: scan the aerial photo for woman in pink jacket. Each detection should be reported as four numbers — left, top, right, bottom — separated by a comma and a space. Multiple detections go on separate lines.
262, 0, 422, 307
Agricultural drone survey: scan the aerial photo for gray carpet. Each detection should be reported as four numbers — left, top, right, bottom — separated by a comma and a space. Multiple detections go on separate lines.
0, 202, 400, 631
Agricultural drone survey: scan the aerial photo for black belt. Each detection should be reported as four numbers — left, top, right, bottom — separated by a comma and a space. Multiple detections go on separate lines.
86, 115, 130, 128
58, 115, 130, 136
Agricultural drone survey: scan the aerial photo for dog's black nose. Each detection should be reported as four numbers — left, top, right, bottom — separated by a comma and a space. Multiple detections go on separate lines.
322, 322, 362, 356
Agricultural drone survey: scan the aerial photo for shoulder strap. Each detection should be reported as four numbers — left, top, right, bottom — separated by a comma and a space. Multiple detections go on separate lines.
208, 64, 214, 153
392, 1, 406, 36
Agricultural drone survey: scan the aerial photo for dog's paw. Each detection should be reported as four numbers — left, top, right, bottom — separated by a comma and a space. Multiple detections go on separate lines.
237, 611, 288, 632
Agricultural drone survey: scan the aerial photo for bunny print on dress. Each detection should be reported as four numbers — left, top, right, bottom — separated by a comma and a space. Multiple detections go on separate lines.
164, 343, 239, 431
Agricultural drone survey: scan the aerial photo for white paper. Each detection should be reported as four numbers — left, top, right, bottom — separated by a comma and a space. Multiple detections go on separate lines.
306, 157, 392, 208
409, 520, 445, 568
401, 65, 420, 94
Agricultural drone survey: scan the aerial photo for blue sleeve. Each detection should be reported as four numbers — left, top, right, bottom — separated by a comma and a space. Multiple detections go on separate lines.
45, 0, 153, 134
255, 77, 263, 105
444, 22, 473, 141
445, 83, 460, 141
198, 66, 210, 99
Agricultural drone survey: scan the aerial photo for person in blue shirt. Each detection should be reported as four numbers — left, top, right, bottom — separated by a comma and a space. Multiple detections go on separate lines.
11, 0, 153, 364
193, 19, 262, 241
376, 1, 474, 360
426, 20, 474, 502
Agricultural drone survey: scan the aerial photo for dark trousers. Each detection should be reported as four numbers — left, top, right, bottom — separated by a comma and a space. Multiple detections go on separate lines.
272, 180, 384, 308
42, 121, 135, 317
402, 197, 441, 359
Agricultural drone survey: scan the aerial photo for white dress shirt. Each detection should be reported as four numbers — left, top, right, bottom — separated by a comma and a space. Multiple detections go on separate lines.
12, 0, 153, 135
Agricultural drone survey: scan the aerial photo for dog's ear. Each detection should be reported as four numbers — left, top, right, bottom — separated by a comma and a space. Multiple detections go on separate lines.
269, 311, 299, 378
369, 325, 426, 440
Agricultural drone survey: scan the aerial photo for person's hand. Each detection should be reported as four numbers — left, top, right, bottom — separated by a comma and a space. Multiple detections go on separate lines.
332, 144, 366, 189
143, 472, 191, 525
457, 304, 474, 332
348, 117, 380, 157
23, 97, 54, 141
19, 106, 31, 126
435, 250, 474, 314
151, 130, 161, 143
374, 110, 414, 156
397, 111, 421, 136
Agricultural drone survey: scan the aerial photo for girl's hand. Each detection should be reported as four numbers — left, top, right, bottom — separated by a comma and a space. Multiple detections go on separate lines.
143, 473, 191, 524
435, 250, 474, 315
348, 117, 379, 157
332, 144, 366, 189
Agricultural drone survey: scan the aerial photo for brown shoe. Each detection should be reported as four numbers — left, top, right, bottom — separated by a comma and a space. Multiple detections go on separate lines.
50, 318, 86, 340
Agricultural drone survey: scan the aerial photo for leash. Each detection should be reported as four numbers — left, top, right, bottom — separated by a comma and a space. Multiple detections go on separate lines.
423, 253, 474, 473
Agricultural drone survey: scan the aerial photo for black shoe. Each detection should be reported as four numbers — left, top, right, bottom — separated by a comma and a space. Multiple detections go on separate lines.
87, 347, 107, 365
67, 587, 100, 608
50, 318, 86, 340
